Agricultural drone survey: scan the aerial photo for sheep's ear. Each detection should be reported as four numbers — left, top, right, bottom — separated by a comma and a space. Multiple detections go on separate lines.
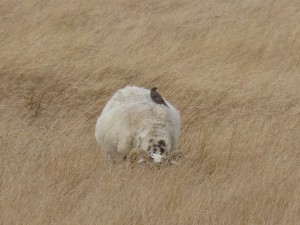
168, 151, 185, 165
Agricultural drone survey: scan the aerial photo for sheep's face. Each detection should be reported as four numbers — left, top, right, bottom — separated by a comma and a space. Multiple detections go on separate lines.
139, 137, 171, 163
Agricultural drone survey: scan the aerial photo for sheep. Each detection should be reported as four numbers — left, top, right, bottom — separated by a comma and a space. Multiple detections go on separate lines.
95, 85, 181, 164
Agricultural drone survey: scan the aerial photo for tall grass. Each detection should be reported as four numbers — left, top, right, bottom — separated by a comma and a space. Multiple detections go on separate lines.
1, 0, 300, 224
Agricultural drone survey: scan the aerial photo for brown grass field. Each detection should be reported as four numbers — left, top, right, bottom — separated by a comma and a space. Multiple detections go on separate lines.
1, 0, 300, 224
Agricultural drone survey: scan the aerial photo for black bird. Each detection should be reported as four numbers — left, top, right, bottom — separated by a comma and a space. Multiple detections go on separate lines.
150, 87, 169, 107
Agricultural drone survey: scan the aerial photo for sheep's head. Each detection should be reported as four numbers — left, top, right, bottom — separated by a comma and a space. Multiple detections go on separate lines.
138, 135, 172, 163
148, 138, 169, 163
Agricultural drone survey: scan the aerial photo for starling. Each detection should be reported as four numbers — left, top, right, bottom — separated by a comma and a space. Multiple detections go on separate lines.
150, 87, 169, 107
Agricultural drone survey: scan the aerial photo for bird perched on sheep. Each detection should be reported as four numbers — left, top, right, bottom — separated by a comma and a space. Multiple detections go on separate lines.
150, 87, 169, 107
95, 86, 181, 164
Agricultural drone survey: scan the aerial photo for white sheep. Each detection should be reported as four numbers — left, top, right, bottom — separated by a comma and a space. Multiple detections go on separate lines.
95, 86, 181, 163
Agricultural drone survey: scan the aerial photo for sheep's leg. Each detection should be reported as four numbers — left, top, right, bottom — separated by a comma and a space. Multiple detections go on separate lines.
117, 136, 132, 155
107, 151, 119, 162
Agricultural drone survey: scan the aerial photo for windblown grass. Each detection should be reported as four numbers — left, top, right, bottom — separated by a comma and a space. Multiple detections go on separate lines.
1, 0, 300, 224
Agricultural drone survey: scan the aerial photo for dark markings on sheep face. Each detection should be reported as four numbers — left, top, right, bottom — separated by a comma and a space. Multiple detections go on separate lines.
158, 140, 166, 147
147, 139, 168, 157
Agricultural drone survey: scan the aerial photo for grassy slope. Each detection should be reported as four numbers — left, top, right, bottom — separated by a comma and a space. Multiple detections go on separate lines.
1, 0, 300, 224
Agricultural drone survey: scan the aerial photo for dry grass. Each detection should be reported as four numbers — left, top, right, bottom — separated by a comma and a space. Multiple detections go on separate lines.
1, 0, 300, 224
